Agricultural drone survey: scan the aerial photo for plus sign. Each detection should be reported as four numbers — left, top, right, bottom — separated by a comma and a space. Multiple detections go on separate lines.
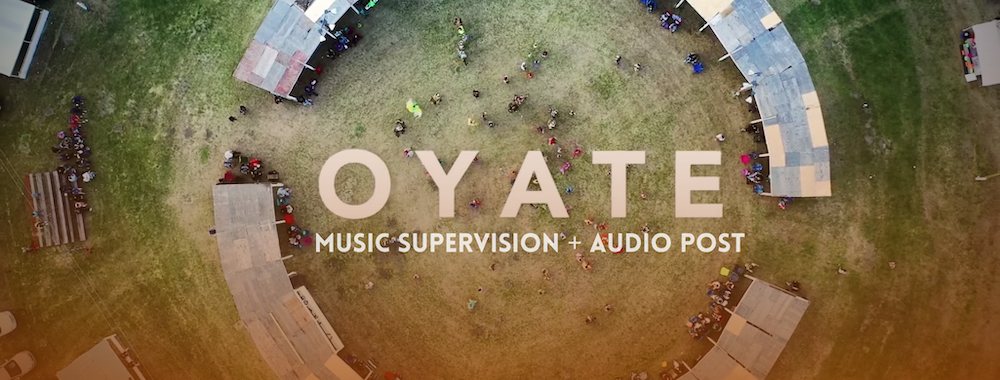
568, 236, 581, 249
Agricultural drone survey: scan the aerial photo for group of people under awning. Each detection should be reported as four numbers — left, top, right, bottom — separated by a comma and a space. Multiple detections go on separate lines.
52, 96, 95, 216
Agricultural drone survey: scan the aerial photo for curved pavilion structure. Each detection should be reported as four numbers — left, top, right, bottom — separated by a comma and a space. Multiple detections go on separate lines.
681, 0, 832, 197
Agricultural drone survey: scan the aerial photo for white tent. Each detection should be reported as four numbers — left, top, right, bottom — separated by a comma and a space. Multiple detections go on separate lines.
971, 20, 1000, 86
0, 0, 49, 79
305, 0, 359, 23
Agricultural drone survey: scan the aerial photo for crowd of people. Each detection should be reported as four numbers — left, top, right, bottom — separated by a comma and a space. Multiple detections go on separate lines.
635, 0, 684, 33
686, 278, 736, 339
51, 95, 96, 215
272, 26, 363, 106
660, 10, 683, 32
324, 26, 362, 59
285, 212, 313, 248
220, 150, 269, 183
508, 94, 527, 113
737, 120, 793, 209
454, 18, 472, 65
681, 262, 761, 343
740, 152, 765, 191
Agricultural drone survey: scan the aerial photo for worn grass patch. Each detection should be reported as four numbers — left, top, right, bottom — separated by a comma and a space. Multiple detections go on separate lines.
844, 11, 927, 259
588, 68, 626, 100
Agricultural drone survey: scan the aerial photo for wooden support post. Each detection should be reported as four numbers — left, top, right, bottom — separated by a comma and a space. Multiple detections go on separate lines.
281, 255, 293, 261
750, 118, 763, 124
350, 4, 360, 14
699, 22, 711, 32
270, 92, 296, 101
303, 63, 316, 71
975, 172, 1000, 181
759, 153, 769, 157
675, 0, 686, 9
276, 219, 286, 225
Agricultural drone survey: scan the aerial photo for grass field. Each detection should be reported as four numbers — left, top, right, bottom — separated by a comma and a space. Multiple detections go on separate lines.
1, 0, 999, 379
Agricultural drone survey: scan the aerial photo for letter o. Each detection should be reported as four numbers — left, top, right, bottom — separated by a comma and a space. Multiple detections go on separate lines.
651, 233, 671, 253
521, 233, 540, 253
318, 149, 391, 219
697, 233, 717, 253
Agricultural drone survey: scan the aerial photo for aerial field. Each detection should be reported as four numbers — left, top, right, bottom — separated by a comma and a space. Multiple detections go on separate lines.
0, 0, 999, 379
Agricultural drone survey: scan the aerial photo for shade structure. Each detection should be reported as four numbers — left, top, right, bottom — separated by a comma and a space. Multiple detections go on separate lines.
679, 276, 810, 380
687, 0, 736, 21
686, 0, 831, 197
972, 20, 1000, 86
690, 347, 758, 380
0, 0, 49, 79
234, 0, 327, 97
213, 183, 362, 380
57, 335, 148, 380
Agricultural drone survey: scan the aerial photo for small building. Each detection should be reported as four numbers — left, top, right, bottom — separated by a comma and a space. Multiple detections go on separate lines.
233, 0, 361, 99
0, 0, 49, 79
56, 335, 148, 380
961, 20, 1000, 86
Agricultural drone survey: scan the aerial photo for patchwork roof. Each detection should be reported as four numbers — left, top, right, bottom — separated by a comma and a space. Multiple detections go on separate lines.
678, 277, 810, 380
213, 184, 363, 380
687, 0, 832, 197
234, 0, 326, 96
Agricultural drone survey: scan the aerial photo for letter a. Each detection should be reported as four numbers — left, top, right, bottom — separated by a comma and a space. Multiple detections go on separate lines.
501, 151, 568, 218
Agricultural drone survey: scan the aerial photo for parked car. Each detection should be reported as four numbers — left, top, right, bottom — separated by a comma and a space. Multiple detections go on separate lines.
0, 351, 35, 380
0, 312, 14, 337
